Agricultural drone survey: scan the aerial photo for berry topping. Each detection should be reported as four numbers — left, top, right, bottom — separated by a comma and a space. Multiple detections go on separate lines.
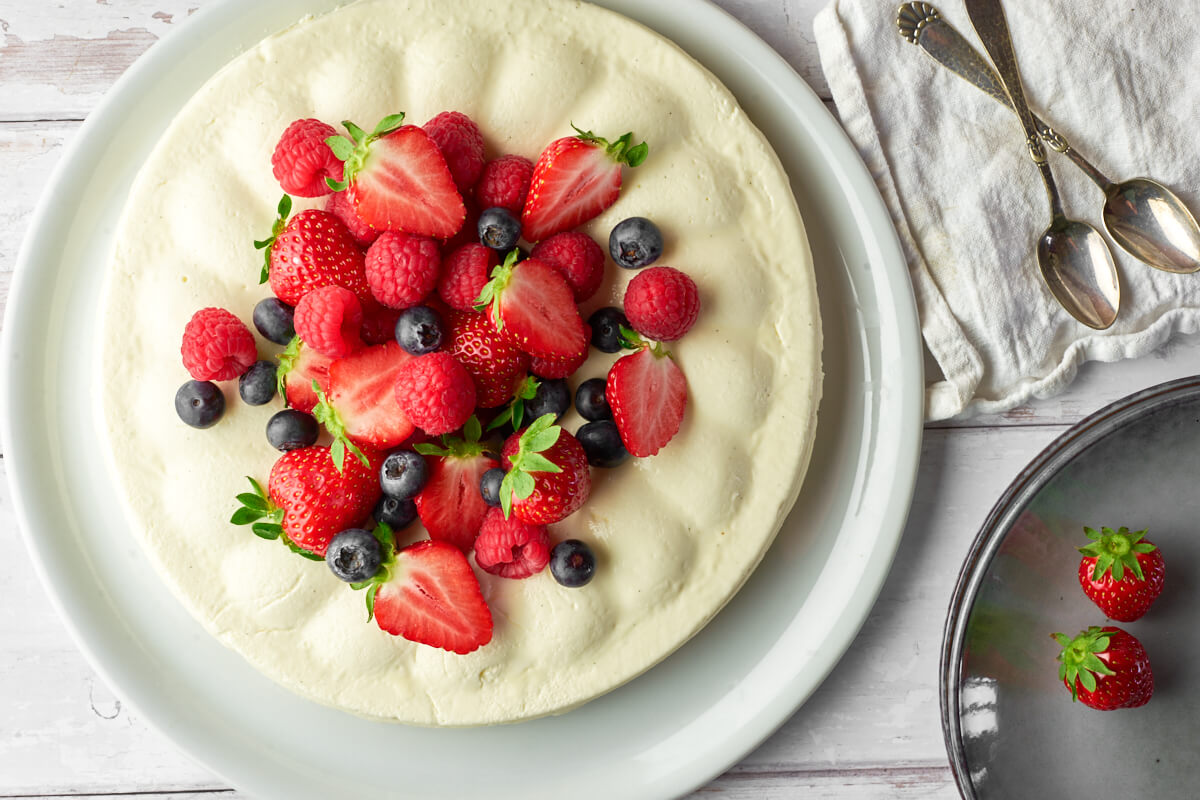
500, 415, 591, 524
477, 206, 522, 252
575, 377, 611, 420
238, 360, 278, 406
624, 266, 700, 341
327, 114, 466, 239
1053, 626, 1154, 710
522, 127, 648, 242
446, 309, 530, 408
394, 352, 477, 436
326, 528, 383, 583
609, 216, 664, 269
324, 189, 380, 247
314, 341, 416, 466
475, 250, 588, 360
365, 231, 442, 309
371, 539, 493, 654
276, 336, 332, 413
438, 243, 498, 312
252, 297, 296, 345
607, 338, 687, 457
479, 467, 505, 507
373, 495, 418, 530
380, 450, 429, 500
1078, 526, 1165, 622
393, 304, 444, 356
550, 539, 596, 587
255, 198, 371, 306
525, 378, 570, 422
587, 306, 630, 353
576, 420, 629, 468
474, 508, 552, 579
181, 307, 258, 381
294, 285, 364, 358
475, 154, 534, 216
266, 408, 319, 452
175, 380, 224, 428
423, 111, 485, 194
271, 118, 343, 198
531, 231, 605, 302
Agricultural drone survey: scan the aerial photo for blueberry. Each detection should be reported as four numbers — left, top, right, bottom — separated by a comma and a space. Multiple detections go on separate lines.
373, 495, 417, 530
479, 467, 505, 507
574, 378, 611, 421
238, 360, 278, 406
266, 408, 319, 451
609, 217, 663, 269
175, 380, 225, 428
326, 528, 383, 583
380, 450, 428, 499
478, 207, 522, 251
253, 298, 296, 345
588, 307, 630, 353
550, 539, 596, 587
526, 378, 570, 421
576, 420, 629, 468
394, 305, 444, 355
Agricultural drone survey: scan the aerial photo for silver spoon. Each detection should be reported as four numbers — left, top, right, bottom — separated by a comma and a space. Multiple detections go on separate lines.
898, 2, 1200, 275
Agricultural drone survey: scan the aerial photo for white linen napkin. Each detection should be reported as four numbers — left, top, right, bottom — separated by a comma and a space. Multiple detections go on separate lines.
814, 0, 1200, 420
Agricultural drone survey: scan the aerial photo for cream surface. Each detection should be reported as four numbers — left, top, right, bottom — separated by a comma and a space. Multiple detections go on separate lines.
100, 0, 822, 725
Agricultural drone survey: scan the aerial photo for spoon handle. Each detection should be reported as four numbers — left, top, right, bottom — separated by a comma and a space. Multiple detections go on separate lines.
896, 3, 1113, 191
961, 0, 1066, 218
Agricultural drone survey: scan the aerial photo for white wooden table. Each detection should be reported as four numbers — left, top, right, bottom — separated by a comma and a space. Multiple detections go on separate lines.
4, 1, 1199, 797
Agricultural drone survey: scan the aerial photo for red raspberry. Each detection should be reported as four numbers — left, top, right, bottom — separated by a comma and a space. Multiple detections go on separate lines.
324, 190, 379, 247
530, 323, 589, 379
181, 307, 257, 381
475, 155, 534, 216
623, 266, 700, 341
438, 244, 498, 311
365, 231, 441, 309
530, 231, 605, 303
473, 508, 551, 579
294, 285, 364, 358
423, 111, 485, 195
360, 306, 402, 345
394, 352, 477, 436
271, 118, 344, 198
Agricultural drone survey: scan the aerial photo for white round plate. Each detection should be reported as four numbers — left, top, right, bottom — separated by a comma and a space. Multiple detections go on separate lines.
0, 1, 922, 797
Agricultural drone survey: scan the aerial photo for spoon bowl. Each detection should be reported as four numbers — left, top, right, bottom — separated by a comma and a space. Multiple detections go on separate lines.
1103, 178, 1200, 274
1038, 216, 1120, 329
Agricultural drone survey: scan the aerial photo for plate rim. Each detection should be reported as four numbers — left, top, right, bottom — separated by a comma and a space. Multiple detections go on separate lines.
1, 0, 923, 796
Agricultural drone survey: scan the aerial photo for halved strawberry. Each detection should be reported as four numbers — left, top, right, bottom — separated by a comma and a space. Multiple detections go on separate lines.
446, 309, 531, 408
313, 341, 415, 466
372, 539, 493, 654
521, 127, 647, 243
254, 195, 371, 307
475, 250, 587, 360
606, 337, 687, 457
413, 417, 498, 552
327, 114, 465, 239
277, 335, 332, 413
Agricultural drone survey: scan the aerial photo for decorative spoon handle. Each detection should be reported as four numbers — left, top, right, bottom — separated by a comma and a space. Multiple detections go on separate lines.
896, 3, 1112, 191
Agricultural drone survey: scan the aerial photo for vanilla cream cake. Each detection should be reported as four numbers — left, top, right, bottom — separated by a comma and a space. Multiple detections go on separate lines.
99, 0, 822, 725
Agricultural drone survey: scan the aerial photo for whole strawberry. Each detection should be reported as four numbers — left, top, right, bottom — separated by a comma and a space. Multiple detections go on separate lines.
254, 196, 371, 307
500, 414, 591, 524
1053, 626, 1153, 710
1077, 526, 1164, 622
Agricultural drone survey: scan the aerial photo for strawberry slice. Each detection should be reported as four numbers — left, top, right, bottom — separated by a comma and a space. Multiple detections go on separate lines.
313, 342, 415, 466
606, 339, 687, 457
413, 417, 498, 552
475, 250, 588, 360
277, 336, 333, 413
372, 539, 493, 654
521, 127, 647, 243
327, 114, 465, 239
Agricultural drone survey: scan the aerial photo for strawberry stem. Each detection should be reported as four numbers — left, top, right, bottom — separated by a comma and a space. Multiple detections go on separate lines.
1052, 627, 1116, 700
498, 413, 562, 518
1079, 526, 1155, 582
474, 248, 521, 326
325, 112, 407, 192
570, 124, 648, 167
252, 194, 292, 284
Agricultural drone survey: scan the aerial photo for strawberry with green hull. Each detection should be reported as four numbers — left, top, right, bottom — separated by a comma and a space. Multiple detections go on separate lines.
606, 329, 687, 457
475, 249, 588, 360
254, 195, 371, 307
276, 336, 332, 413
231, 445, 382, 558
1053, 626, 1154, 710
1077, 526, 1165, 622
413, 417, 498, 552
326, 113, 465, 240
500, 414, 591, 524
521, 126, 648, 243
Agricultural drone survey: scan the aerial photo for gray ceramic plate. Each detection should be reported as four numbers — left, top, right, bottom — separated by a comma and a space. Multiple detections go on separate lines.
942, 376, 1200, 797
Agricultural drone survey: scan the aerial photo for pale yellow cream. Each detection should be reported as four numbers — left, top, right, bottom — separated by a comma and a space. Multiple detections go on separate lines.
100, 0, 821, 725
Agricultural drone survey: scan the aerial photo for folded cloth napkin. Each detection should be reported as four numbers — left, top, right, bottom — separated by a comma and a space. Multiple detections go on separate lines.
814, 0, 1200, 420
